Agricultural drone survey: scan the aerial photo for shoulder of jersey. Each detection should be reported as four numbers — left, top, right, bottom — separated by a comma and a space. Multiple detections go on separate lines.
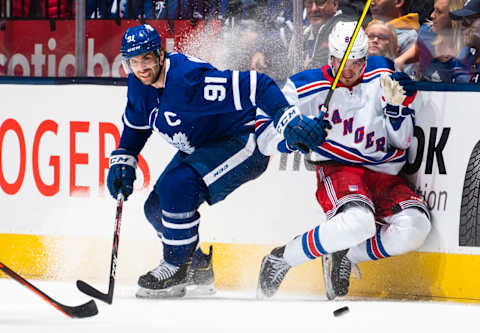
166, 52, 216, 83
289, 66, 332, 99
362, 56, 395, 83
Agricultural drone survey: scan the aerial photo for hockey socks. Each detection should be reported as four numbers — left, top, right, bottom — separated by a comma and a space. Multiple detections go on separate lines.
283, 204, 375, 267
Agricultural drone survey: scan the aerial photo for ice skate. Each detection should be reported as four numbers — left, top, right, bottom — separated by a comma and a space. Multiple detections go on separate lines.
322, 249, 351, 300
185, 246, 216, 296
136, 260, 191, 298
256, 246, 291, 299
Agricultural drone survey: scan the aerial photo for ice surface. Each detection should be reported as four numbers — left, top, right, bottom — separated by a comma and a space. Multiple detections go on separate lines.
0, 279, 478, 333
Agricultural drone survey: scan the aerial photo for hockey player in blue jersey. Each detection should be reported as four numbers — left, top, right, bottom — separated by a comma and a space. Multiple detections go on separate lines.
106, 24, 330, 298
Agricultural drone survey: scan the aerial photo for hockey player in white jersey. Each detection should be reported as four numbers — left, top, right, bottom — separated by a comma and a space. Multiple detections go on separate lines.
257, 21, 431, 299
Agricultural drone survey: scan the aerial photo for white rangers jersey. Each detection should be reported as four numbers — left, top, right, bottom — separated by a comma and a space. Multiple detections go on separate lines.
257, 56, 415, 175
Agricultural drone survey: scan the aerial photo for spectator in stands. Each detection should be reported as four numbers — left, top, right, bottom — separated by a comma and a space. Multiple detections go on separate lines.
214, 0, 264, 72
339, 0, 373, 20
251, 0, 360, 82
12, 0, 32, 17
369, 0, 419, 56
293, 0, 359, 70
407, 0, 434, 25
450, 0, 480, 83
46, 0, 75, 18
87, 0, 116, 18
248, 0, 294, 84
13, 0, 74, 18
119, 0, 181, 19
395, 0, 465, 82
116, 0, 227, 20
366, 21, 398, 60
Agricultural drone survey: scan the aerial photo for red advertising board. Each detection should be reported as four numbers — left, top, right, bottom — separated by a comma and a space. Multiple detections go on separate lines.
0, 20, 221, 77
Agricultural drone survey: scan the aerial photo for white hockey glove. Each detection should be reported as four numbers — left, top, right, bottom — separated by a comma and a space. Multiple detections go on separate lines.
381, 72, 416, 118
381, 73, 406, 105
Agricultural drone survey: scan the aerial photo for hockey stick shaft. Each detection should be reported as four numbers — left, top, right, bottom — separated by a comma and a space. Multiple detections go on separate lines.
322, 0, 372, 110
0, 262, 98, 318
77, 191, 124, 304
298, 1, 372, 153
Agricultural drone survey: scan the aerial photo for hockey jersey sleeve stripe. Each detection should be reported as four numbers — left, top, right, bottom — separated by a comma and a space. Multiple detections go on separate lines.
298, 86, 331, 99
122, 112, 151, 130
232, 70, 242, 111
254, 118, 269, 130
296, 80, 331, 93
249, 70, 256, 105
363, 68, 394, 78
362, 69, 394, 84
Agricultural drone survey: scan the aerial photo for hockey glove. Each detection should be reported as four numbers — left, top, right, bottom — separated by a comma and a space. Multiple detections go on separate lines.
381, 72, 416, 128
380, 72, 417, 106
107, 149, 137, 200
273, 106, 331, 153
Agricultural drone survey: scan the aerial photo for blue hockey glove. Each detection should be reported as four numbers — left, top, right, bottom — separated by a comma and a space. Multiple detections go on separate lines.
273, 106, 331, 153
391, 72, 417, 97
107, 149, 137, 200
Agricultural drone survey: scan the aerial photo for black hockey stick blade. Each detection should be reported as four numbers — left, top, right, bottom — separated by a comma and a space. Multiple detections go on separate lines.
76, 279, 113, 304
0, 262, 98, 318
77, 192, 124, 304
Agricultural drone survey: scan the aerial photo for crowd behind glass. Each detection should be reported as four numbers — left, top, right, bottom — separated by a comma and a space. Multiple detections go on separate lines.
2, 0, 480, 84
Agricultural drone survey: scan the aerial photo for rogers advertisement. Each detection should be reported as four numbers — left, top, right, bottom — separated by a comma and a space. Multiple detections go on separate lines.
0, 20, 220, 77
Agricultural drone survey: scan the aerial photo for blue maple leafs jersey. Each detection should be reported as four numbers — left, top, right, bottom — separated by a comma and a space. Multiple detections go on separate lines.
119, 52, 288, 155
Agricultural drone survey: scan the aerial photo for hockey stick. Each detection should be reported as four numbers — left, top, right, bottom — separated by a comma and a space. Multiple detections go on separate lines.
0, 262, 98, 318
76, 191, 124, 304
320, 0, 372, 113
299, 0, 372, 153
320, 0, 372, 300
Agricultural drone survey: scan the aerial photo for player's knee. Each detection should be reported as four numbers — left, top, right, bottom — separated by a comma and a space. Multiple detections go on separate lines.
144, 191, 164, 235
393, 208, 431, 251
158, 164, 200, 199
342, 202, 376, 243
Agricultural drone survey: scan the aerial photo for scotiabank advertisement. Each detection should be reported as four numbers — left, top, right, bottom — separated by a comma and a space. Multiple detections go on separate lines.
0, 20, 220, 77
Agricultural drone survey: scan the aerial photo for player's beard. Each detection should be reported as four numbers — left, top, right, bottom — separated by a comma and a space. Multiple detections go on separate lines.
134, 61, 161, 86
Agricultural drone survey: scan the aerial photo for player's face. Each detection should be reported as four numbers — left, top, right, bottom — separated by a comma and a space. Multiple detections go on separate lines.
331, 57, 366, 86
430, 0, 451, 33
129, 52, 161, 85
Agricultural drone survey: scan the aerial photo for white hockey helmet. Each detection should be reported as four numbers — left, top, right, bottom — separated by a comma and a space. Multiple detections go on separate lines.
328, 21, 368, 61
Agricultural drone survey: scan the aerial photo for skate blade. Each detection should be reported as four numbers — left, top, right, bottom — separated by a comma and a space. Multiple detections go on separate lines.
256, 284, 267, 300
322, 254, 336, 301
185, 283, 216, 296
135, 284, 187, 298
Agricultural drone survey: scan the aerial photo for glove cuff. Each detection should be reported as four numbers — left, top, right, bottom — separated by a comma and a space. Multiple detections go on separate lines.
273, 106, 301, 136
109, 149, 138, 168
384, 104, 415, 118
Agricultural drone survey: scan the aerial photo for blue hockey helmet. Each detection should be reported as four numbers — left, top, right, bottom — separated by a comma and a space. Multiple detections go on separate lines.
120, 24, 162, 59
